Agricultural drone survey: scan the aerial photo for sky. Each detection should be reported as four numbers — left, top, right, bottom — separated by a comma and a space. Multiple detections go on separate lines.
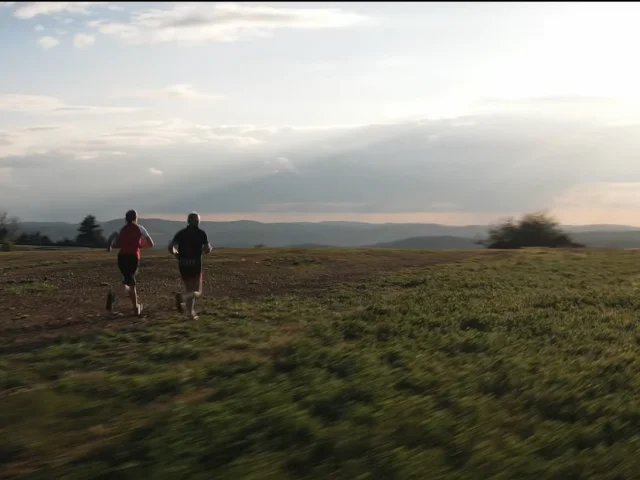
2, 1, 640, 224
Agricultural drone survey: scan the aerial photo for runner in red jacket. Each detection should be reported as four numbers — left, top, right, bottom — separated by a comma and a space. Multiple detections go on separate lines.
105, 209, 154, 316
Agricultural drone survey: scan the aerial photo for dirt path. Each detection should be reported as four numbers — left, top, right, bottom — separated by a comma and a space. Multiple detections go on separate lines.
0, 248, 497, 352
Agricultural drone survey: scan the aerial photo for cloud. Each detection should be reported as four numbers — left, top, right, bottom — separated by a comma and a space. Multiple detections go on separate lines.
476, 96, 640, 125
55, 28, 69, 36
11, 2, 109, 19
304, 62, 337, 73
0, 117, 268, 159
53, 105, 139, 114
37, 36, 60, 50
8, 96, 640, 223
375, 56, 414, 69
63, 17, 74, 24
89, 2, 368, 45
0, 126, 68, 158
554, 182, 640, 210
265, 156, 298, 174
21, 126, 61, 132
73, 33, 95, 48
93, 118, 263, 148
149, 167, 163, 175
0, 133, 12, 147
549, 181, 640, 226
0, 124, 133, 161
143, 105, 640, 217
34, 24, 45, 31
0, 94, 140, 114
118, 83, 224, 101
71, 150, 126, 160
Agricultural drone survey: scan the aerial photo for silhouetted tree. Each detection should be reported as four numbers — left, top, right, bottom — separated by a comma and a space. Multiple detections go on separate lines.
0, 211, 19, 243
0, 211, 19, 251
478, 211, 584, 249
75, 215, 106, 248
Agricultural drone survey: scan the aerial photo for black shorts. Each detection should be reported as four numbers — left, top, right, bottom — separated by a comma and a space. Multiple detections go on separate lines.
118, 254, 139, 287
178, 258, 202, 281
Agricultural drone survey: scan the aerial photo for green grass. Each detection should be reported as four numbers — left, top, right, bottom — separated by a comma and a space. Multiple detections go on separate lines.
7, 280, 57, 295
3, 248, 640, 478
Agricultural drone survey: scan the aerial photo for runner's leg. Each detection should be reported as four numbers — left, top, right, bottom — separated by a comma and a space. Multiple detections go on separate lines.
181, 271, 203, 318
120, 275, 136, 310
175, 266, 187, 313
109, 255, 129, 311
175, 290, 185, 313
185, 277, 202, 317
129, 276, 142, 316
119, 254, 140, 314
129, 285, 139, 310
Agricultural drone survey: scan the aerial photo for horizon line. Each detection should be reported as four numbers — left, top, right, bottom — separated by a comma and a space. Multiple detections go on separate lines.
18, 216, 640, 229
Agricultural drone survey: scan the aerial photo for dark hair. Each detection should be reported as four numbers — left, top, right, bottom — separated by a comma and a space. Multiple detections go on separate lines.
125, 209, 138, 224
187, 212, 200, 227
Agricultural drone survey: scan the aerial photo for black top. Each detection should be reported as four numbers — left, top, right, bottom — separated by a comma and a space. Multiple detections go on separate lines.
172, 226, 209, 261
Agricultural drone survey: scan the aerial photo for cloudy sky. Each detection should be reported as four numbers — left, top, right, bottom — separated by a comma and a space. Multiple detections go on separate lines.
2, 1, 640, 224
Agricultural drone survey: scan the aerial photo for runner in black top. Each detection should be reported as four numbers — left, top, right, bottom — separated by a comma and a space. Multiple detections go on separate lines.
168, 212, 212, 320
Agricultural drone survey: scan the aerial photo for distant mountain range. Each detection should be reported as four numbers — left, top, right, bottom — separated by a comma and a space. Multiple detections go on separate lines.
15, 218, 640, 250
369, 236, 484, 250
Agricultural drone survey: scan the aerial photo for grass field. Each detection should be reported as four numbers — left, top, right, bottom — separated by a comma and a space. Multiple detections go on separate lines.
2, 247, 640, 479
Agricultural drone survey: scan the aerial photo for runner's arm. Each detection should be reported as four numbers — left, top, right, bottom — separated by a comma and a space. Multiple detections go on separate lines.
138, 225, 154, 248
201, 231, 212, 254
106, 231, 119, 251
168, 232, 179, 255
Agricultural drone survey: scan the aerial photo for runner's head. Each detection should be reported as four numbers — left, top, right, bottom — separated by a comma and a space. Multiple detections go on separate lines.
125, 209, 138, 224
187, 212, 200, 227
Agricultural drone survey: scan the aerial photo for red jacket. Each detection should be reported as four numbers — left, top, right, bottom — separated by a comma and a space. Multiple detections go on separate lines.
117, 223, 150, 258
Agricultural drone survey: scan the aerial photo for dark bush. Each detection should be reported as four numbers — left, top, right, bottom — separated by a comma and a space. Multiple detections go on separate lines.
478, 211, 584, 249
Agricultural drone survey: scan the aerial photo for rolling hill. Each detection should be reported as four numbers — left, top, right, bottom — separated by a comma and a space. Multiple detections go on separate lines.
15, 218, 640, 249
368, 235, 481, 250
369, 231, 640, 250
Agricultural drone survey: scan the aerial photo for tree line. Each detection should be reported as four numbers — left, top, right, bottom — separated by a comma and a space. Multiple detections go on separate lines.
0, 213, 107, 251
1, 209, 584, 251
